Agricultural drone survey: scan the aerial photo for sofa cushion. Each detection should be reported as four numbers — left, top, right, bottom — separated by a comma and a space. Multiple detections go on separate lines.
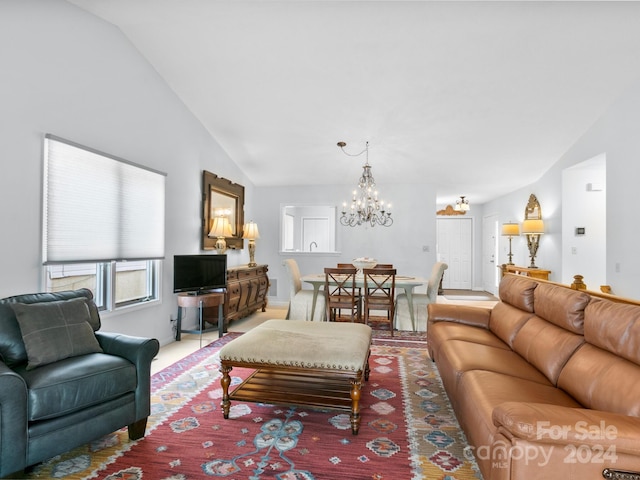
15, 352, 136, 421
533, 282, 590, 334
436, 340, 551, 398
11, 298, 102, 370
558, 344, 640, 417
584, 298, 640, 365
488, 302, 534, 347
499, 274, 537, 312
455, 370, 582, 459
512, 315, 584, 385
0, 289, 100, 368
428, 321, 510, 357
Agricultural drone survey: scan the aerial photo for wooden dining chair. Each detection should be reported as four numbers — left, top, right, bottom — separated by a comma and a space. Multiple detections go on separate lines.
363, 268, 396, 336
324, 267, 361, 322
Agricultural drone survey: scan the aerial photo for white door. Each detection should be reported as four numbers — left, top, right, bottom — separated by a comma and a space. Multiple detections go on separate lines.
437, 217, 472, 289
482, 214, 499, 295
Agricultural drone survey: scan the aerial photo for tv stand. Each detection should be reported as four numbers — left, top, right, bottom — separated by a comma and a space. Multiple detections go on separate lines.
175, 291, 225, 344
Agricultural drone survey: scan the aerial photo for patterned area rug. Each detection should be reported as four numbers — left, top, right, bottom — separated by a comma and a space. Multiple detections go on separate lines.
20, 333, 482, 480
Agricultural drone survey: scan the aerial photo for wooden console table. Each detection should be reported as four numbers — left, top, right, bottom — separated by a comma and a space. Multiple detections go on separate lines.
500, 264, 551, 281
206, 264, 269, 326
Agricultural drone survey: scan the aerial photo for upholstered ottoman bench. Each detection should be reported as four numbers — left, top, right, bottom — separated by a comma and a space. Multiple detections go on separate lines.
219, 319, 372, 434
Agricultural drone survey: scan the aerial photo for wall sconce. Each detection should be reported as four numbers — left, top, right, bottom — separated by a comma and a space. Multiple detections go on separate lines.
242, 221, 260, 267
501, 222, 520, 265
208, 216, 233, 254
522, 219, 544, 268
522, 193, 544, 268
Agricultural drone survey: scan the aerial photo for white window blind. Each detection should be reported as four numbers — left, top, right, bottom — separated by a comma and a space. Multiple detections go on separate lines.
43, 135, 166, 264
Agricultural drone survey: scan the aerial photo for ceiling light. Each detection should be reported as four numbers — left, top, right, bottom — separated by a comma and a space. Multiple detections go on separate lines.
454, 196, 470, 212
338, 141, 393, 227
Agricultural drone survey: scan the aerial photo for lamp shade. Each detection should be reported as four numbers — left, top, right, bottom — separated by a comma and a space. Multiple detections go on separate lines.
242, 221, 260, 240
522, 219, 544, 234
209, 216, 233, 237
501, 222, 520, 236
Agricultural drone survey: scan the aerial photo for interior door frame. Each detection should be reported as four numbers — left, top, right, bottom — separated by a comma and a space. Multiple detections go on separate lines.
482, 213, 500, 295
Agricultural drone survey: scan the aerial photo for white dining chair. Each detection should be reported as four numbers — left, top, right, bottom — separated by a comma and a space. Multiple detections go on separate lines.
283, 258, 326, 321
394, 262, 448, 332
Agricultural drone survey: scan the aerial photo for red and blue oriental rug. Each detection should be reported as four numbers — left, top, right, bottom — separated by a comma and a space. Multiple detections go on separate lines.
20, 333, 482, 480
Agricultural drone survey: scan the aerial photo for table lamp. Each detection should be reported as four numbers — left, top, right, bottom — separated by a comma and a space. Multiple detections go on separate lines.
209, 216, 233, 254
501, 222, 520, 265
242, 221, 260, 267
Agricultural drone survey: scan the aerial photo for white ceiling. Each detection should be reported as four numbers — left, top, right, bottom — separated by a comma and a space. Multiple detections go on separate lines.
67, 0, 640, 205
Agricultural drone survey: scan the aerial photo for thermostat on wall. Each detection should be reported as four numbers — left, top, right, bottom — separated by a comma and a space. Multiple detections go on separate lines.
575, 227, 585, 235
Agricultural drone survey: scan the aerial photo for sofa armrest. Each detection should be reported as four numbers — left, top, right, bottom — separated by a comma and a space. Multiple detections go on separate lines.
427, 303, 492, 329
0, 362, 28, 477
493, 402, 640, 457
95, 332, 160, 421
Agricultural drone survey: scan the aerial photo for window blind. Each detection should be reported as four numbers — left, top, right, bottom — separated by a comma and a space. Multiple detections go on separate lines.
43, 134, 166, 264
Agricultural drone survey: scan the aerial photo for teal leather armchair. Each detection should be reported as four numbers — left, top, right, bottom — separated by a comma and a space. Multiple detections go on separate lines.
0, 289, 159, 478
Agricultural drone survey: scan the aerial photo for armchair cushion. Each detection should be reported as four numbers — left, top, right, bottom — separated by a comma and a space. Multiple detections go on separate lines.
15, 353, 135, 421
12, 298, 102, 370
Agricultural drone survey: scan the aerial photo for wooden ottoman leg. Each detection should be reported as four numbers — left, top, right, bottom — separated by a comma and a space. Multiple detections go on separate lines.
349, 377, 362, 435
220, 364, 232, 419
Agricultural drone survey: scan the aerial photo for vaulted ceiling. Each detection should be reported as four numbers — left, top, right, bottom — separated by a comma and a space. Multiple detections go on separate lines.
67, 0, 640, 205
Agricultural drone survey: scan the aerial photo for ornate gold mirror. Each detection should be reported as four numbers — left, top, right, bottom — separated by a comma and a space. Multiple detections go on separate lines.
522, 193, 544, 268
524, 193, 542, 220
202, 171, 244, 251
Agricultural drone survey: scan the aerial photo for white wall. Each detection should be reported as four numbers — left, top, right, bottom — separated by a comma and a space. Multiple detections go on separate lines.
562, 155, 606, 287
0, 0, 255, 345
484, 80, 640, 298
254, 183, 438, 304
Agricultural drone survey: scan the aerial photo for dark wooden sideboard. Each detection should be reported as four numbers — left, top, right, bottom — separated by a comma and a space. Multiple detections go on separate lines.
205, 264, 269, 326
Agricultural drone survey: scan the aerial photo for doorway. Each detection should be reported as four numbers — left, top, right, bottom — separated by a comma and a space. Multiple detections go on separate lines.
482, 214, 499, 295
437, 217, 472, 289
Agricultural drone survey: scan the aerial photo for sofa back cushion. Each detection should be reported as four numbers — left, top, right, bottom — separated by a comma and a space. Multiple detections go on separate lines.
499, 275, 537, 312
512, 316, 584, 385
0, 289, 100, 368
489, 302, 534, 348
557, 299, 640, 415
584, 299, 640, 365
533, 283, 590, 334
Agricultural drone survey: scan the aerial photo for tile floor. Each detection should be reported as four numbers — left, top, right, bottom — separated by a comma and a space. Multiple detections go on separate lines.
151, 305, 288, 375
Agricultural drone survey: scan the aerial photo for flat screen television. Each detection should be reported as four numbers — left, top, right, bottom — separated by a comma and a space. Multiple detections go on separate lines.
173, 254, 227, 294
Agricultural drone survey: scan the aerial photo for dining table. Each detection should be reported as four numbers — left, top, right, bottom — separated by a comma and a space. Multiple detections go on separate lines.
301, 273, 428, 332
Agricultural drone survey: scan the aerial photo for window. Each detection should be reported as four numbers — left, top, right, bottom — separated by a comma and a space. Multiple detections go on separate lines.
280, 205, 338, 253
43, 135, 166, 312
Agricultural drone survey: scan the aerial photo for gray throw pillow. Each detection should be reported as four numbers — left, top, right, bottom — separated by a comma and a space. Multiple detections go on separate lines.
12, 297, 103, 370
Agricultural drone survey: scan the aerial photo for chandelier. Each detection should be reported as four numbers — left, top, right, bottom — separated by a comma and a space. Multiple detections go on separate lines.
338, 141, 393, 227
455, 195, 470, 212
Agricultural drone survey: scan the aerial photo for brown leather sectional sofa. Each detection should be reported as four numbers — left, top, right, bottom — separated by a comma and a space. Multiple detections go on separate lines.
427, 274, 640, 480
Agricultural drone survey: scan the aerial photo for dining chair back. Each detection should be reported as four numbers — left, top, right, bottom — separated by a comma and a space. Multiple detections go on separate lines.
394, 262, 448, 331
324, 267, 361, 322
283, 259, 326, 321
363, 268, 396, 336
